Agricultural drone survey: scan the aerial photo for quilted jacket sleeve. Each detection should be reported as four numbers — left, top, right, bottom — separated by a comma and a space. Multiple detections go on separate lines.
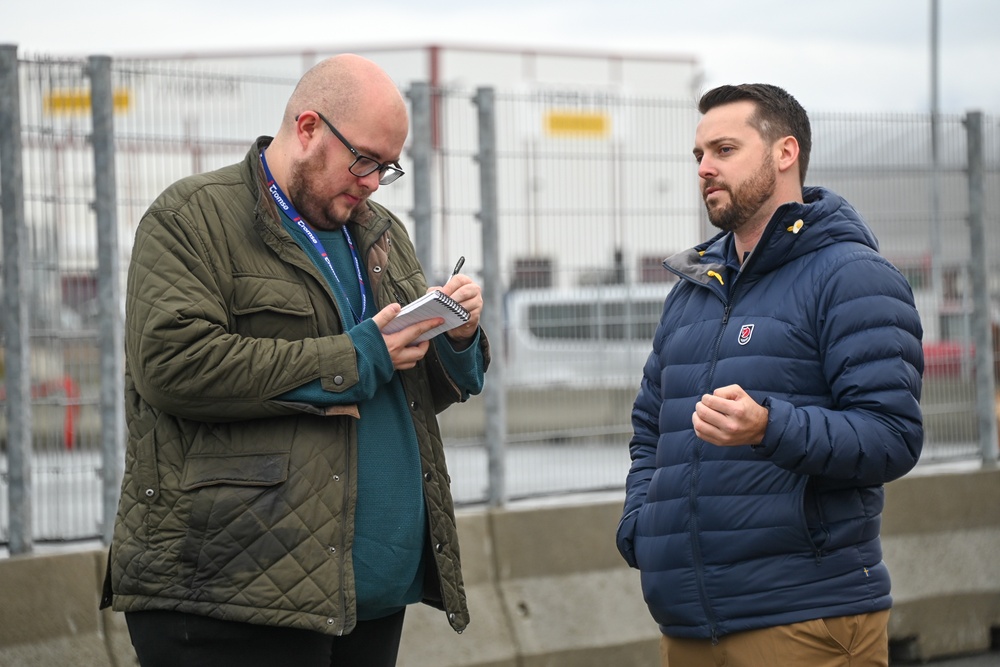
126, 205, 356, 423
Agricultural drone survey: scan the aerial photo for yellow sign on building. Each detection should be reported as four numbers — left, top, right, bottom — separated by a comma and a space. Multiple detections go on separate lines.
43, 88, 131, 115
544, 110, 610, 138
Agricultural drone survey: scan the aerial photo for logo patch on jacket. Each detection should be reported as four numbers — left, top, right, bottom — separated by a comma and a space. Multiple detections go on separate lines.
738, 324, 754, 346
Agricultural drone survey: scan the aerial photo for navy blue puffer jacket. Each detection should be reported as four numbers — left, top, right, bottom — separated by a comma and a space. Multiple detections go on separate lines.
617, 187, 924, 640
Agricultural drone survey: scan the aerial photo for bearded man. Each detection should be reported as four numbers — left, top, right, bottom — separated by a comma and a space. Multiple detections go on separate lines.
617, 83, 924, 667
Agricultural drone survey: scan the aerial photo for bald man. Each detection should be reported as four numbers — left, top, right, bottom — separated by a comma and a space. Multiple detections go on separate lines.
103, 54, 489, 667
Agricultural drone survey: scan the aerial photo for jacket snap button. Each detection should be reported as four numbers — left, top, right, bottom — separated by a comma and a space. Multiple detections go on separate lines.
409, 401, 418, 411
373, 265, 382, 273
327, 618, 334, 625
329, 546, 336, 553
333, 375, 344, 386
435, 543, 444, 553
424, 471, 432, 482
333, 475, 340, 482
144, 488, 154, 498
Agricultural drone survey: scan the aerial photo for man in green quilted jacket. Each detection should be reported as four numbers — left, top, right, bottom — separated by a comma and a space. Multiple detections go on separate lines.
102, 54, 489, 667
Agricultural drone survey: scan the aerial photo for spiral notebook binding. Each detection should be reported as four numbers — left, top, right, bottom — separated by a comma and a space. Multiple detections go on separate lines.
434, 290, 470, 321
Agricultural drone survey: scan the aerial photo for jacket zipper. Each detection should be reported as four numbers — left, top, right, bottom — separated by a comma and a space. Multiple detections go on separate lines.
687, 440, 720, 642
691, 272, 742, 641
705, 301, 731, 390
674, 233, 776, 640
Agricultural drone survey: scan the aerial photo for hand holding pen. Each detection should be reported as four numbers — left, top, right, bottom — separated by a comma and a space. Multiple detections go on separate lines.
435, 255, 482, 343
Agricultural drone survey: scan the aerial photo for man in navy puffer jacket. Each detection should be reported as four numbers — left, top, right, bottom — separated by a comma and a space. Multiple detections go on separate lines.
616, 84, 923, 667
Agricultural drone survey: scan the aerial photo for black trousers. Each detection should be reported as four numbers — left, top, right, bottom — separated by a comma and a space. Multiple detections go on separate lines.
125, 608, 406, 667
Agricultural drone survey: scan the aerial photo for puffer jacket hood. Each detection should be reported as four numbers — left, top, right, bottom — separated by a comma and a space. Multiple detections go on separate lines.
675, 187, 880, 292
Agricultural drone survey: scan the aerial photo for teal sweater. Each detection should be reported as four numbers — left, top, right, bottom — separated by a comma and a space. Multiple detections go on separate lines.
278, 219, 484, 621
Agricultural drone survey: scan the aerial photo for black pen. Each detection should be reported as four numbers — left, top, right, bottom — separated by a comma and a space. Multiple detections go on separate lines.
451, 256, 465, 277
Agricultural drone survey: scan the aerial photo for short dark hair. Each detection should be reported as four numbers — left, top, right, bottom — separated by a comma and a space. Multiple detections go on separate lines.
698, 83, 812, 185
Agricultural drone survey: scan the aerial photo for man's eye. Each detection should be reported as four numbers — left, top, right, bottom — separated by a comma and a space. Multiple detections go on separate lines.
719, 146, 734, 155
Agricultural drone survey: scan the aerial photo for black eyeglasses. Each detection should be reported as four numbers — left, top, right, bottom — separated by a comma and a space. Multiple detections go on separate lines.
313, 111, 405, 185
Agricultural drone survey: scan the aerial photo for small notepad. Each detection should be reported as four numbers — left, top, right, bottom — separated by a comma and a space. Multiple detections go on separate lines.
383, 290, 471, 342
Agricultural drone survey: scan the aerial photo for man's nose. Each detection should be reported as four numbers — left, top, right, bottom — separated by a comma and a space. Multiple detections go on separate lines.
358, 169, 381, 191
698, 156, 716, 180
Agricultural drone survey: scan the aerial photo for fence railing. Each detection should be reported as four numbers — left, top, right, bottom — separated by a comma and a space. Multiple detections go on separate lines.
2, 47, 999, 552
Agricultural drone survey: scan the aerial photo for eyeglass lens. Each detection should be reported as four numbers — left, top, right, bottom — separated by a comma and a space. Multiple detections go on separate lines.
349, 157, 403, 185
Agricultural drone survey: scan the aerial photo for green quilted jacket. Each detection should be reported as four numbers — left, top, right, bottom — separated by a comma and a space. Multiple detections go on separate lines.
104, 138, 488, 636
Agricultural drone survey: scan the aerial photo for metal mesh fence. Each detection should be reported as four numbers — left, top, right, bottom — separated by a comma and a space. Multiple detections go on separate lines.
2, 54, 998, 544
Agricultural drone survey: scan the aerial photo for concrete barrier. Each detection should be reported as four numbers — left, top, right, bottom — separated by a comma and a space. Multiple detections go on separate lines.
882, 465, 1000, 661
0, 548, 129, 667
1, 468, 998, 665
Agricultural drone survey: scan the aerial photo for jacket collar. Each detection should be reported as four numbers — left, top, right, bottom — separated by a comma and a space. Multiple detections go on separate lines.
667, 186, 880, 287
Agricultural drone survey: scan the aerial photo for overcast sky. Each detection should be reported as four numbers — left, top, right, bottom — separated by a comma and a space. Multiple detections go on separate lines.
4, 0, 998, 115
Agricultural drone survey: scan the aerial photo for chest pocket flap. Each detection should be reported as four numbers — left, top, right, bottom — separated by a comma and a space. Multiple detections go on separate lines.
230, 274, 316, 339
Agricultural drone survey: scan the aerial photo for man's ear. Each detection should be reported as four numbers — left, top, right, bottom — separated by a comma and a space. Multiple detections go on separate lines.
295, 111, 321, 150
775, 135, 800, 176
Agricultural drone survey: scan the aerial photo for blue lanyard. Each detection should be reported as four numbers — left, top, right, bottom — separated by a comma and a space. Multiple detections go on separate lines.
260, 150, 367, 324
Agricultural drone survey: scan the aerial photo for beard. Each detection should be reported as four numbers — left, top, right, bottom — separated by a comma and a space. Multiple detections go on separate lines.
704, 152, 776, 233
286, 152, 371, 230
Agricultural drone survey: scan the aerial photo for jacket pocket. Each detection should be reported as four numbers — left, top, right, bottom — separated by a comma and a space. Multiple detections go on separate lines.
177, 452, 292, 581
231, 274, 316, 339
801, 482, 829, 553
179, 452, 290, 491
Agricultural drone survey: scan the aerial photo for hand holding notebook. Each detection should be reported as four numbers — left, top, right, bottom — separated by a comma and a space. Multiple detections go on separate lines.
382, 290, 471, 343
